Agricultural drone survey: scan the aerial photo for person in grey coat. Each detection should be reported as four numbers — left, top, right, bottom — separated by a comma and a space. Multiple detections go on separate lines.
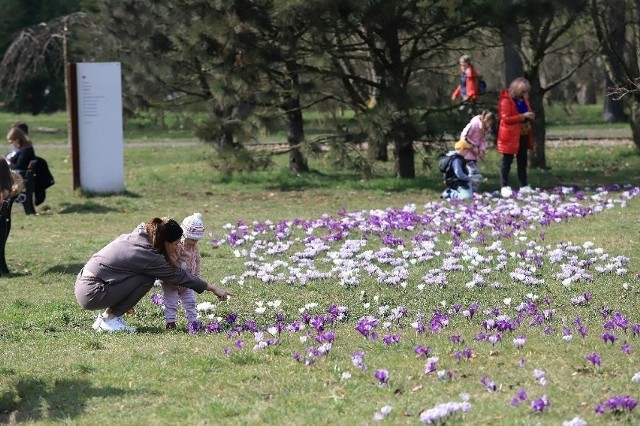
75, 217, 234, 332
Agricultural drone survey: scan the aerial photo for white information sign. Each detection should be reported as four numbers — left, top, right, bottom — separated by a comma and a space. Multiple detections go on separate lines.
76, 62, 125, 193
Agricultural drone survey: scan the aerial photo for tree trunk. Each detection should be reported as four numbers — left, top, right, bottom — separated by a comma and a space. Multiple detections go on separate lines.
501, 24, 524, 87
629, 95, 640, 150
603, 77, 627, 123
367, 132, 388, 162
393, 139, 415, 178
527, 72, 548, 169
284, 98, 309, 174
602, 2, 628, 123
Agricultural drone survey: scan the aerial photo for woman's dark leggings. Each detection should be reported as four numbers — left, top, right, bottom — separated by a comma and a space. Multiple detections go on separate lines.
500, 135, 528, 187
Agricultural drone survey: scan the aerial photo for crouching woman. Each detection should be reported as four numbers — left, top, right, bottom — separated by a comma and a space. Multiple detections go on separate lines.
75, 217, 234, 332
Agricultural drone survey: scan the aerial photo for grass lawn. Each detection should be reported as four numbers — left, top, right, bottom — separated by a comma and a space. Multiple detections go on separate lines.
0, 112, 640, 424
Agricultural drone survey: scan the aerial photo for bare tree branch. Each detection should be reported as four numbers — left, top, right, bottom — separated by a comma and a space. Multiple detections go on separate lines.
0, 12, 88, 100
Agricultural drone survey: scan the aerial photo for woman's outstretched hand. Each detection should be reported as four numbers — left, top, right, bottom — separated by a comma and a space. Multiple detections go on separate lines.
207, 284, 235, 301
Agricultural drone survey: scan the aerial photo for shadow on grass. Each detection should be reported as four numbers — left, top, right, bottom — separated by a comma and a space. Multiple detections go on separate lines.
220, 167, 443, 193
58, 202, 121, 214
79, 190, 141, 199
45, 263, 86, 275
58, 191, 143, 214
0, 377, 126, 423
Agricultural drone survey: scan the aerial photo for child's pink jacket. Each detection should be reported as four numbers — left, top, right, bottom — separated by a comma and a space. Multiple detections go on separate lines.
460, 114, 488, 161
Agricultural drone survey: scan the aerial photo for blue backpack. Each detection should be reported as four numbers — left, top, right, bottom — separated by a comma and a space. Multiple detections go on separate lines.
478, 77, 487, 95
438, 153, 464, 177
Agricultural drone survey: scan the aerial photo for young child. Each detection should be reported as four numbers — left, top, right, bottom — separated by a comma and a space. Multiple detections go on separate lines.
160, 212, 206, 330
458, 110, 495, 191
440, 140, 479, 200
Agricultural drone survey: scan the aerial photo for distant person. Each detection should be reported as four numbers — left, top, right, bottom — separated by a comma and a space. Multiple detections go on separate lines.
0, 157, 23, 202
5, 125, 35, 176
157, 213, 206, 330
451, 54, 481, 115
440, 139, 480, 200
75, 217, 234, 333
458, 110, 495, 192
6, 122, 54, 207
497, 77, 535, 198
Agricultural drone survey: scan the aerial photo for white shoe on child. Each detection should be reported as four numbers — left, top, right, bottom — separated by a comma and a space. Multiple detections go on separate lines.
500, 186, 513, 198
519, 185, 534, 194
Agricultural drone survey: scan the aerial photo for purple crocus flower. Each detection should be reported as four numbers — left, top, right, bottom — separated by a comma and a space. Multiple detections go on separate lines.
150, 293, 165, 306
188, 320, 203, 334
586, 352, 601, 366
205, 322, 222, 333
351, 351, 367, 371
244, 320, 259, 332
481, 376, 496, 392
596, 395, 638, 414
374, 369, 389, 385
531, 394, 550, 412
449, 334, 464, 344
382, 334, 401, 345
511, 389, 528, 406
602, 332, 617, 344
414, 345, 430, 357
424, 356, 438, 374
513, 336, 526, 349
622, 343, 631, 354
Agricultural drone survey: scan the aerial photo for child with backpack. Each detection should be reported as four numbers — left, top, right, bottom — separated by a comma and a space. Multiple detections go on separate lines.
457, 110, 496, 192
439, 140, 480, 200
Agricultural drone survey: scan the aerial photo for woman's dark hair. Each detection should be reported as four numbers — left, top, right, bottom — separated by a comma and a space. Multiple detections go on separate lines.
0, 158, 12, 200
146, 217, 183, 259
12, 121, 28, 135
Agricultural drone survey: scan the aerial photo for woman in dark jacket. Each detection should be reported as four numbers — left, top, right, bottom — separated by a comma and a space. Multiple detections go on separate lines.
496, 77, 536, 198
75, 217, 234, 332
6, 126, 36, 176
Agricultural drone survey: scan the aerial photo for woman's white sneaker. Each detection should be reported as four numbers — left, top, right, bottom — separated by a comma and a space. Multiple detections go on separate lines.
96, 316, 137, 333
500, 186, 513, 198
519, 185, 534, 194
92, 313, 104, 331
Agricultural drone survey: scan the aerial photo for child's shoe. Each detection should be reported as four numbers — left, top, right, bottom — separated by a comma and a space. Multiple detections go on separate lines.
519, 185, 534, 194
500, 186, 513, 198
166, 322, 177, 330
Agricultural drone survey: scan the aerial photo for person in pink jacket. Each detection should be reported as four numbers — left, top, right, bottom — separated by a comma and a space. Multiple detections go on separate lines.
158, 212, 206, 330
496, 77, 536, 198
458, 110, 496, 191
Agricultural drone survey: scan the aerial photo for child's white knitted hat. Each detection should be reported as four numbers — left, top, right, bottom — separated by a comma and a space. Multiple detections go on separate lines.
181, 212, 205, 240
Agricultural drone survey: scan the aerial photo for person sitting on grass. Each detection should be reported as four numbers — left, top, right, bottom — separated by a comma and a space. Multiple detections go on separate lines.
75, 217, 234, 333
441, 139, 481, 200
